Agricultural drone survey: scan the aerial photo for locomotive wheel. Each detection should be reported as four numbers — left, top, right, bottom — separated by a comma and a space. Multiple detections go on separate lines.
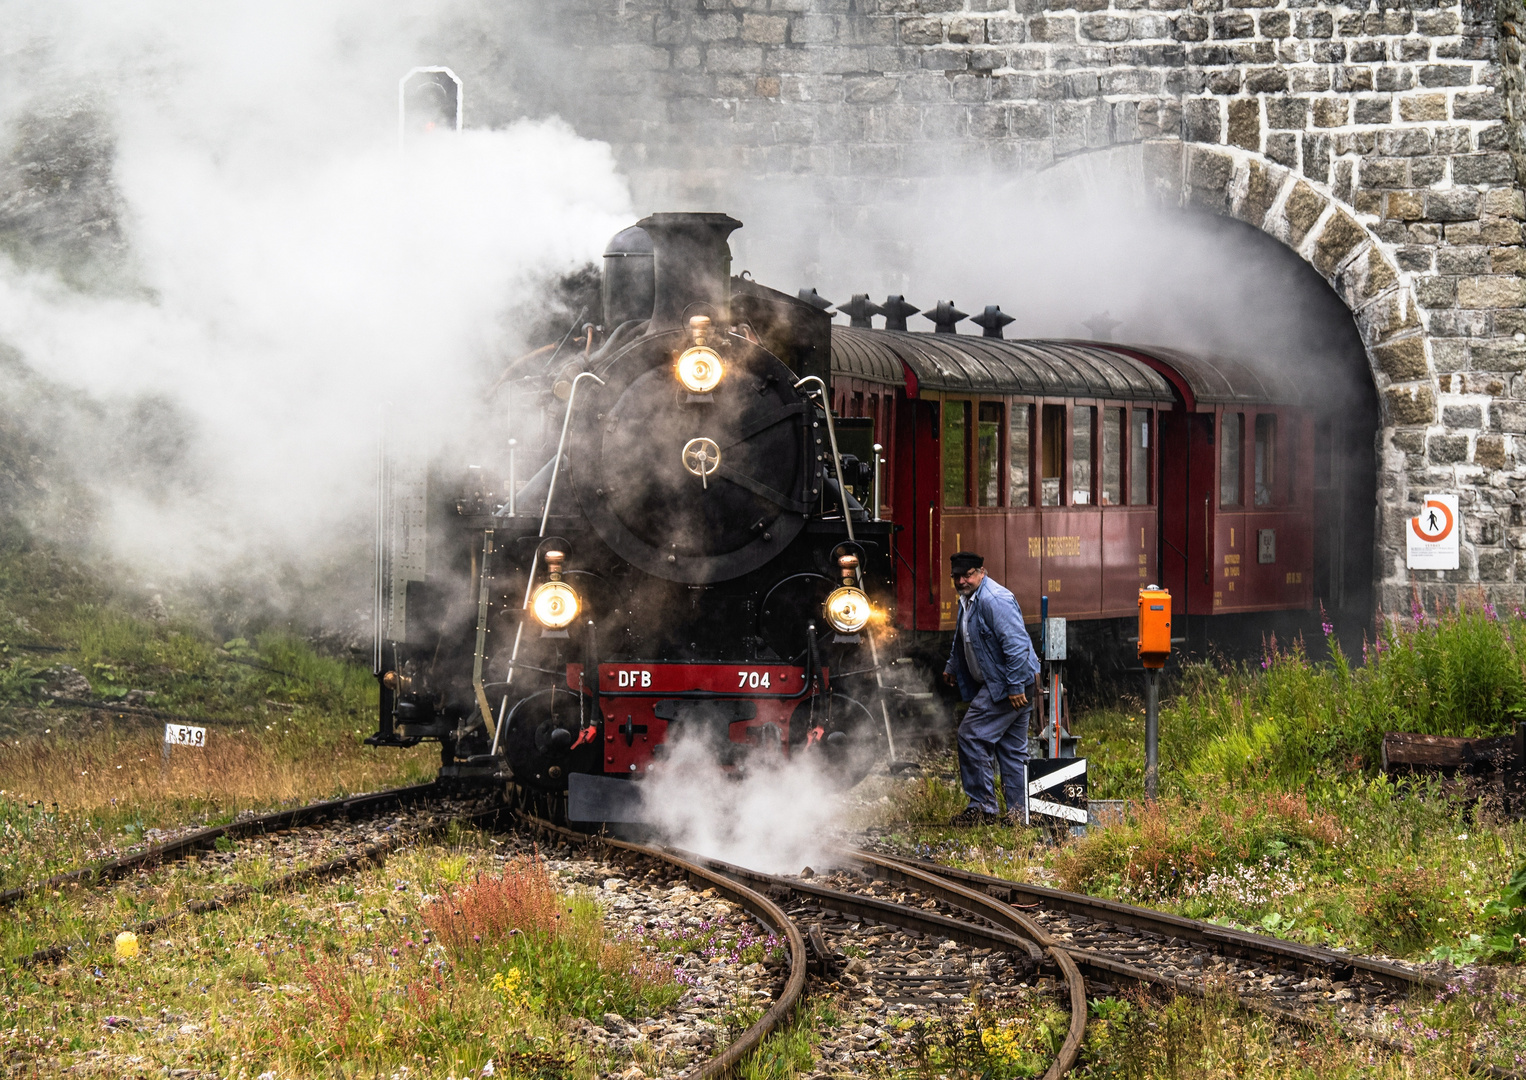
500, 688, 604, 792
788, 691, 881, 790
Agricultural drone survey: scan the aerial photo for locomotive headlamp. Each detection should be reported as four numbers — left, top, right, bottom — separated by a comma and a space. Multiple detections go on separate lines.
676, 345, 724, 394
531, 549, 580, 630
824, 586, 871, 634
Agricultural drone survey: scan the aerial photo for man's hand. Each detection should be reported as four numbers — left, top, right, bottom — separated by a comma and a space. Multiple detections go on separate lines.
1008, 692, 1028, 709
942, 671, 956, 687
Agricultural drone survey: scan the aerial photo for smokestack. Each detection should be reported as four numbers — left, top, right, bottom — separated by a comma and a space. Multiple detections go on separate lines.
637, 212, 743, 333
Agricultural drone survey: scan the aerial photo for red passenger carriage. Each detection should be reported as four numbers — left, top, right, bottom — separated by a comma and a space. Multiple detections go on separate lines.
826, 326, 1315, 641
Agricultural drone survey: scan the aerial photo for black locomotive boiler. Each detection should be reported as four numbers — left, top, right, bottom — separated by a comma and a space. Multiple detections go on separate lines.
369, 213, 899, 818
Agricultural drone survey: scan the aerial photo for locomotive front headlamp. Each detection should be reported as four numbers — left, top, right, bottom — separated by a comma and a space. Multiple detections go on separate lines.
824, 586, 871, 634
676, 346, 724, 394
531, 581, 580, 630
531, 549, 580, 630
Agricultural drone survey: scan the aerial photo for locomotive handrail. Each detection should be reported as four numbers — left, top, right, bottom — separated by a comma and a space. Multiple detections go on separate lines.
794, 375, 899, 762
541, 371, 606, 537
487, 361, 601, 758
793, 376, 855, 546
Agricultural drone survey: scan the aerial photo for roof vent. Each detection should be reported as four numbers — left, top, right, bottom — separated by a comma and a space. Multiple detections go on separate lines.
970, 305, 1015, 339
922, 301, 967, 335
797, 288, 834, 312
880, 295, 919, 332
1083, 311, 1122, 341
836, 294, 882, 328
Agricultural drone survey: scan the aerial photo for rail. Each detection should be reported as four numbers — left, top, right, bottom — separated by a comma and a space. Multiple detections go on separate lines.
518, 815, 809, 1080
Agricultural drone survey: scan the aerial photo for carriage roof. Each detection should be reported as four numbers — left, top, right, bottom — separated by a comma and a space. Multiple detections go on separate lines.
829, 327, 1301, 408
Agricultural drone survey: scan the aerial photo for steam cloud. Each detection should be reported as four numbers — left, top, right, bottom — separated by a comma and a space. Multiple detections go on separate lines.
638, 735, 853, 876
0, 2, 632, 594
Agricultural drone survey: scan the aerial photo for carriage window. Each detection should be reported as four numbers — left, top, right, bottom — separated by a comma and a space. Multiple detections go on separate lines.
976, 402, 1002, 506
1072, 406, 1094, 505
1101, 407, 1123, 506
1040, 404, 1064, 506
1130, 409, 1152, 505
942, 400, 969, 506
1009, 404, 1031, 507
1220, 411, 1242, 507
1255, 414, 1277, 507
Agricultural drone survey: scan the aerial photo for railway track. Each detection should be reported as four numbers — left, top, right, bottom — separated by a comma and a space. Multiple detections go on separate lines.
683, 846, 1087, 1080
517, 814, 809, 1080
860, 851, 1526, 1077
0, 780, 446, 909
667, 842, 1520, 1078
9, 788, 1505, 1077
3, 783, 500, 971
880, 854, 1440, 1023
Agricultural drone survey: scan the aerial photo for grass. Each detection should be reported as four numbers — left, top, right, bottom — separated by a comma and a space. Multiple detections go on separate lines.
738, 999, 839, 1080
0, 524, 437, 892
874, 603, 1526, 965
858, 599, 1526, 1067
0, 834, 696, 1079
1069, 987, 1524, 1079
897, 995, 1071, 1079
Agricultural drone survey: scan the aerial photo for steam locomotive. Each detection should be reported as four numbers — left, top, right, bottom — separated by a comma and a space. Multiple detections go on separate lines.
370, 213, 900, 816
368, 211, 1317, 813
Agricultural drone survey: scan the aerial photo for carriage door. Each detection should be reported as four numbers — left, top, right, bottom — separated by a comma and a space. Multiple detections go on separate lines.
1157, 409, 1216, 615
895, 396, 945, 631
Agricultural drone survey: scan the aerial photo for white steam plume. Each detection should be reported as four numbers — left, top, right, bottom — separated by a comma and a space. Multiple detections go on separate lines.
0, 2, 633, 588
639, 736, 852, 876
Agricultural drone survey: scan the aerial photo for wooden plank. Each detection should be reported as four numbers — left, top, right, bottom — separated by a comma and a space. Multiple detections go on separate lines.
1381, 732, 1515, 774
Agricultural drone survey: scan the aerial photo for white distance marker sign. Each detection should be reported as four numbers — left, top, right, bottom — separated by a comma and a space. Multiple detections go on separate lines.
163, 723, 207, 747
1406, 493, 1460, 570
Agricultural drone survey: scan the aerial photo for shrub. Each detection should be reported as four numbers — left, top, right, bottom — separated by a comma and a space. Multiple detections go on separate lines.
421, 856, 677, 1019
1357, 866, 1455, 955
1484, 862, 1526, 959
423, 856, 567, 952
1052, 792, 1339, 910
1145, 604, 1526, 796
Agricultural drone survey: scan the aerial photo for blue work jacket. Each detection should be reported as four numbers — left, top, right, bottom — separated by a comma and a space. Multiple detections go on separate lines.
944, 576, 1041, 703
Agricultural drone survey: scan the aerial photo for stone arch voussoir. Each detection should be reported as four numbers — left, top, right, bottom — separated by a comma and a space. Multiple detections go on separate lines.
1038, 139, 1438, 609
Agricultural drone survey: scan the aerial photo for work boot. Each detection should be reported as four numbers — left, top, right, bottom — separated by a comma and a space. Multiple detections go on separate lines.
948, 806, 996, 827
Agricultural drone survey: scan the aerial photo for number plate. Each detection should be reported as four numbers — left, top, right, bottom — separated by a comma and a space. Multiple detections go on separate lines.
163, 723, 206, 747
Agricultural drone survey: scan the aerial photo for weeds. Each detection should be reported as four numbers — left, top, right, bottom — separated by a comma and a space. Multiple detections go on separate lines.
902, 996, 1068, 1079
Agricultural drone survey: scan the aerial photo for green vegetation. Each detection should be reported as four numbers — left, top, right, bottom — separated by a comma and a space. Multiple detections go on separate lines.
0, 523, 437, 892
738, 999, 839, 1080
0, 837, 697, 1079
878, 605, 1526, 965
898, 996, 1070, 1079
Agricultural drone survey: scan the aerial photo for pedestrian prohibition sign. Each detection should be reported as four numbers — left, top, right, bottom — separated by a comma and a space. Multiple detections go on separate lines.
1406, 493, 1459, 570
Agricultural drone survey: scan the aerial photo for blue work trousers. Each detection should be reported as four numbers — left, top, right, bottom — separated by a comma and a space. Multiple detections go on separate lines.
957, 683, 1031, 820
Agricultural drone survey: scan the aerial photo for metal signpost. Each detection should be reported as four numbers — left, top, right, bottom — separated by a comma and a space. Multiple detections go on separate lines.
161, 723, 207, 770
398, 67, 464, 152
1137, 586, 1171, 801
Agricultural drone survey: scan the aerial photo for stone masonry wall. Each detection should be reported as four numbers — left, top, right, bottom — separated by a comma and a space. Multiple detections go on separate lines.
508, 0, 1526, 612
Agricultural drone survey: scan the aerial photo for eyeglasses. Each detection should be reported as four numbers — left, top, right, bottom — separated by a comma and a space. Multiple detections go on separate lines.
951, 569, 981, 581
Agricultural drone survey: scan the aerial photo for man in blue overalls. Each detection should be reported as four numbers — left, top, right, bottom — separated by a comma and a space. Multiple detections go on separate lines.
942, 551, 1041, 826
